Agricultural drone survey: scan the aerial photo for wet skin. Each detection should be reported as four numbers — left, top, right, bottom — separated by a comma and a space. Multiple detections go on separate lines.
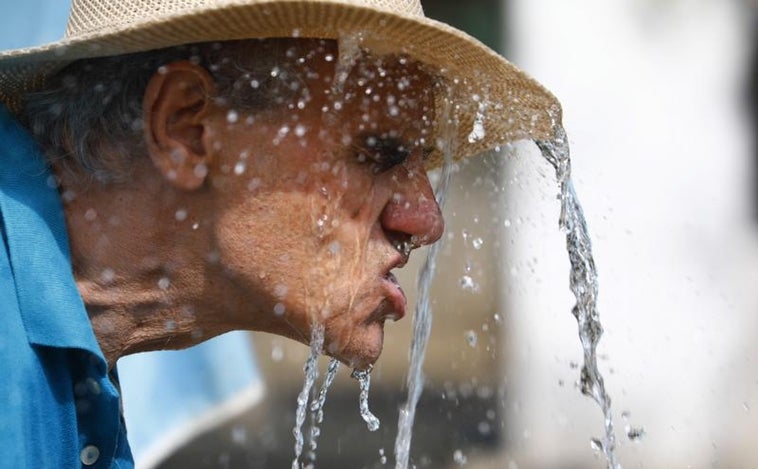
60, 39, 444, 370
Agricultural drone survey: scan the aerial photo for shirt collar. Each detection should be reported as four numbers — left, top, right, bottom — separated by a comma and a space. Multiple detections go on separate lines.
0, 104, 105, 364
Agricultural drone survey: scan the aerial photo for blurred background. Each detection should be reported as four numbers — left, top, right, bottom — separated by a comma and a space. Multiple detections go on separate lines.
3, 0, 758, 467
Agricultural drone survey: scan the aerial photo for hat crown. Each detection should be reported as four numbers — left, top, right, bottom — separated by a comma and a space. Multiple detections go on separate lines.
66, 0, 425, 38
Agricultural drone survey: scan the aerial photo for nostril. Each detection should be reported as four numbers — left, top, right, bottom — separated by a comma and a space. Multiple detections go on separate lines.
385, 230, 414, 258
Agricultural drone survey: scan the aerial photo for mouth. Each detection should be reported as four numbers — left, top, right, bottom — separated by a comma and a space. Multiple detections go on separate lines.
381, 271, 407, 322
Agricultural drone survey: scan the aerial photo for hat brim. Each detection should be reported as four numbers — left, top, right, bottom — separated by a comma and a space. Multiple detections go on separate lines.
0, 0, 561, 163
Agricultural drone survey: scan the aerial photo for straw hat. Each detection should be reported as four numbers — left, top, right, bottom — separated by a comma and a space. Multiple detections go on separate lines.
0, 0, 561, 160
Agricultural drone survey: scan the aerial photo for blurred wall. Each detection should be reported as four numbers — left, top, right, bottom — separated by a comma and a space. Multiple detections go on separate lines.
502, 0, 757, 467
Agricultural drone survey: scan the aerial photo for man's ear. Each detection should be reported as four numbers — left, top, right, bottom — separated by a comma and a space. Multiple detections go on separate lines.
143, 61, 217, 190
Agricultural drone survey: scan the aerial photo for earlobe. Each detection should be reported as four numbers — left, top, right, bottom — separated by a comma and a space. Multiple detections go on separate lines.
143, 61, 217, 191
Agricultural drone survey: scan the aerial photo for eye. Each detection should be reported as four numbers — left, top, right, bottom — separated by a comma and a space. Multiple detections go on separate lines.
355, 135, 410, 173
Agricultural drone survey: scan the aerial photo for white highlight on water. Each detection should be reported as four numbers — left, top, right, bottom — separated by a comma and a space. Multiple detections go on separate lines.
394, 94, 455, 469
291, 325, 325, 469
351, 367, 380, 431
536, 125, 620, 469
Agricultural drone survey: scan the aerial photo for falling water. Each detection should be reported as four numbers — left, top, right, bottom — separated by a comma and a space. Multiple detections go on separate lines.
292, 325, 325, 469
394, 94, 455, 469
306, 358, 341, 464
351, 367, 381, 431
535, 126, 620, 469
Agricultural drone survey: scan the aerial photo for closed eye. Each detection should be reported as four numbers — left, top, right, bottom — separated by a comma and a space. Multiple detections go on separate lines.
354, 135, 411, 173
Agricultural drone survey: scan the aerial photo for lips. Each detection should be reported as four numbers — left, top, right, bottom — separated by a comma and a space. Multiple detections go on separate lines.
382, 271, 407, 321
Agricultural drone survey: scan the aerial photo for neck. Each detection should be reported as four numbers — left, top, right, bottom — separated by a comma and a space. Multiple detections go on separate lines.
80, 280, 224, 368
56, 163, 223, 369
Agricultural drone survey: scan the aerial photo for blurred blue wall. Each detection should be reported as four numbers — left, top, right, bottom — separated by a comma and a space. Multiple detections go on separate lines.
0, 0, 70, 49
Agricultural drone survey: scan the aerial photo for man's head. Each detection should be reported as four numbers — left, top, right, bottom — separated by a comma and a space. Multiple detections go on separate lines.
23, 38, 443, 369
3, 0, 560, 369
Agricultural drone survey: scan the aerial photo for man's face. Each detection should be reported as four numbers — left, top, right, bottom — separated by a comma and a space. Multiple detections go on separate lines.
203, 40, 443, 368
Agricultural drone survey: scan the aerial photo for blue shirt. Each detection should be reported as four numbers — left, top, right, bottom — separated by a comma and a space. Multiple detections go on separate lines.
0, 104, 133, 468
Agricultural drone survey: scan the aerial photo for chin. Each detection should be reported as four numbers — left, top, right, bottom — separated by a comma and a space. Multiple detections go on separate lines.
326, 320, 386, 370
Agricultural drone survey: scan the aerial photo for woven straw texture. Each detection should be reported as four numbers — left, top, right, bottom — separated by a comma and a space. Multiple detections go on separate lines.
0, 0, 561, 161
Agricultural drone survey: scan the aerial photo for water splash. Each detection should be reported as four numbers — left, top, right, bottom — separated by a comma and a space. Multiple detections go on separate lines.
536, 126, 620, 469
351, 367, 380, 431
394, 91, 456, 469
291, 325, 325, 469
467, 99, 487, 143
306, 358, 340, 463
333, 33, 364, 95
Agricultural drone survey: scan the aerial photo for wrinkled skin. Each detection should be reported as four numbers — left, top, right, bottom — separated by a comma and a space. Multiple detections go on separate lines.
61, 39, 444, 370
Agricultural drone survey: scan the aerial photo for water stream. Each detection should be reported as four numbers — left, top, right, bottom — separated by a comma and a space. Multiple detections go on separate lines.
292, 325, 326, 469
393, 92, 456, 469
351, 367, 381, 432
306, 358, 340, 465
536, 125, 620, 469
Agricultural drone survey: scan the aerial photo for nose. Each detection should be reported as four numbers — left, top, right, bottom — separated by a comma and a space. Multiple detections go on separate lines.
379, 164, 444, 249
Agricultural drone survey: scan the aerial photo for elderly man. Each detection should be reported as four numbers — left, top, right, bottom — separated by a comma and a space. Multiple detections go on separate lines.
0, 0, 559, 467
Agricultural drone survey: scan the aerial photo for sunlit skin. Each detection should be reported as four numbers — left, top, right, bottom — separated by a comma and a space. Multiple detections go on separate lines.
58, 39, 444, 370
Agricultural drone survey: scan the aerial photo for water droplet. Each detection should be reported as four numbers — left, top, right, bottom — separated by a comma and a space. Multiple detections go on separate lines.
465, 330, 477, 347
231, 425, 247, 445
477, 421, 491, 435
158, 277, 170, 290
100, 268, 115, 284
460, 275, 480, 293
472, 237, 483, 250
453, 449, 468, 465
271, 344, 284, 362
626, 426, 645, 441
274, 284, 289, 299
226, 110, 239, 124
274, 303, 286, 316
234, 162, 246, 175
503, 219, 512, 228
327, 241, 341, 255
46, 175, 59, 189
379, 448, 387, 465
193, 163, 208, 179
295, 124, 307, 137
467, 103, 486, 143
590, 438, 604, 453
174, 209, 187, 221
247, 178, 262, 192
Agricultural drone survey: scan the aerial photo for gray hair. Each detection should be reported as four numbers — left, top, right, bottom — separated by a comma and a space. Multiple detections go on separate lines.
21, 38, 333, 182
